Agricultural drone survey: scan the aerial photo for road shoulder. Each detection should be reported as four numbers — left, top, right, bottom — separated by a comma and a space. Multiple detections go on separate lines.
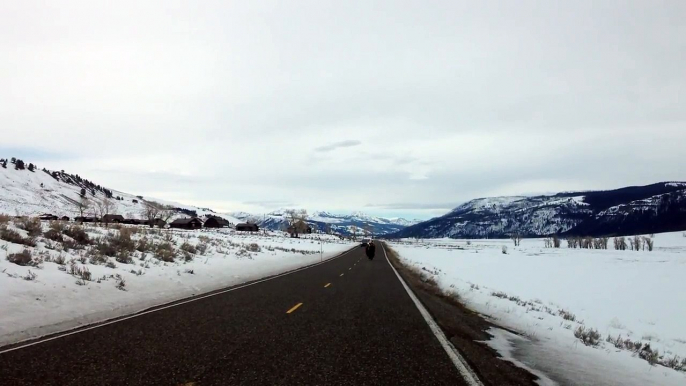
383, 242, 540, 386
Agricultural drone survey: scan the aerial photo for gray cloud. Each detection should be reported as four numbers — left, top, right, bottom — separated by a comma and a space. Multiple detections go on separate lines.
314, 140, 362, 153
1, 1, 685, 219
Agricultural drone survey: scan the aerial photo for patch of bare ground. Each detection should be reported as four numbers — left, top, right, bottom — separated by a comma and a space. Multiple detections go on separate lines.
384, 243, 539, 386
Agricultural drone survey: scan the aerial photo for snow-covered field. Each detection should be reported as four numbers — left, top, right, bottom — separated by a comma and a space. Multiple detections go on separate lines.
0, 220, 353, 346
388, 232, 686, 386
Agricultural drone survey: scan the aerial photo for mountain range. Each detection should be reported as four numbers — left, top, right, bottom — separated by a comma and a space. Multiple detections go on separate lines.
390, 182, 686, 239
3, 157, 684, 239
230, 209, 420, 236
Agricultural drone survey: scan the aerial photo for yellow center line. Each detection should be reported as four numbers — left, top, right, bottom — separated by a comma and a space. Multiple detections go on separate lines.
324, 283, 331, 288
286, 303, 303, 314
340, 273, 344, 277
349, 268, 352, 270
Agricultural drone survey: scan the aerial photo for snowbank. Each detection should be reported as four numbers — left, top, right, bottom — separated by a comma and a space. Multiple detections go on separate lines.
0, 224, 353, 346
389, 232, 686, 385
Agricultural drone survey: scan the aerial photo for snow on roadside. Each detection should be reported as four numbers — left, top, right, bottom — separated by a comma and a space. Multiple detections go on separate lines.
0, 222, 353, 346
389, 232, 686, 386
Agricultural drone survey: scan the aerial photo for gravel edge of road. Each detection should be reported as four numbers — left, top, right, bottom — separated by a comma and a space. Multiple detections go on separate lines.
383, 242, 540, 386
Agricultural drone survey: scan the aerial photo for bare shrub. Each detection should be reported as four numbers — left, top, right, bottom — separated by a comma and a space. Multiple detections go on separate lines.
614, 237, 627, 251
544, 238, 552, 248
62, 238, 80, 251
491, 291, 508, 299
600, 237, 609, 249
501, 245, 507, 254
552, 235, 561, 248
44, 225, 64, 241
631, 235, 643, 251
136, 237, 154, 253
49, 220, 67, 233
639, 344, 659, 365
69, 264, 92, 282
566, 238, 577, 248
558, 309, 576, 322
63, 224, 90, 245
115, 275, 126, 291
7, 249, 39, 266
23, 270, 37, 281
196, 241, 209, 255
184, 268, 194, 274
155, 242, 176, 262
16, 217, 43, 237
54, 254, 66, 265
246, 243, 261, 252
510, 234, 522, 246
105, 260, 117, 269
180, 242, 197, 254
643, 237, 654, 252
660, 355, 683, 371
0, 214, 11, 224
574, 326, 601, 347
0, 226, 36, 246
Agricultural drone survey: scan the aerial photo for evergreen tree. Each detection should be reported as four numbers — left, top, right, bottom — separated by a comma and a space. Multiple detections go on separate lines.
80, 188, 86, 197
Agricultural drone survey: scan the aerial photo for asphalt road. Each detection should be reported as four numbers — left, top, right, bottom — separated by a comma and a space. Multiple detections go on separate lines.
0, 244, 472, 385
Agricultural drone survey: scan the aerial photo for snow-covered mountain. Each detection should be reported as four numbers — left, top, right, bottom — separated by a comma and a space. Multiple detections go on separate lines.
0, 157, 241, 224
230, 209, 420, 236
390, 182, 686, 239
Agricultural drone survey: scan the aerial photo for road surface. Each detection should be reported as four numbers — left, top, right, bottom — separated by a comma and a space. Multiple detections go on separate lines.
0, 243, 477, 385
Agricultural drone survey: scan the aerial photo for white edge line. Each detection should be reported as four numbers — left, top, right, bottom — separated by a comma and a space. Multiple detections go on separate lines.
0, 247, 356, 355
381, 243, 484, 386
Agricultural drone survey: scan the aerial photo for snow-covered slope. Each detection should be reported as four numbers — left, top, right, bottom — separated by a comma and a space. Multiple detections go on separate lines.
231, 209, 420, 236
0, 158, 239, 223
392, 182, 686, 239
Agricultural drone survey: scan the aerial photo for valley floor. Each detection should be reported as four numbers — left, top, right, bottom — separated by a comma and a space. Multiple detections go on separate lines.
389, 232, 686, 386
0, 223, 353, 346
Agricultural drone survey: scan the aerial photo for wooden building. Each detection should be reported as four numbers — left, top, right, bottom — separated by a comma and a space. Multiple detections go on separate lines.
236, 223, 259, 232
169, 218, 203, 230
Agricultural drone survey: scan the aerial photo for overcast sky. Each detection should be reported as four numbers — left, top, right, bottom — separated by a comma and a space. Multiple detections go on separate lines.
2, 1, 685, 219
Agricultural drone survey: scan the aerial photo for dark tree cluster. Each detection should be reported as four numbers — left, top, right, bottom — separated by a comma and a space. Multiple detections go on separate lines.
0, 159, 6, 169
175, 208, 198, 218
15, 159, 25, 170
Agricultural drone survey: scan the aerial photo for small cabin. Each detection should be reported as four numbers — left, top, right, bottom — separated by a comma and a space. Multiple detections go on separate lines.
148, 219, 167, 228
204, 216, 230, 228
122, 219, 145, 225
74, 216, 98, 223
102, 214, 125, 223
169, 218, 203, 230
236, 223, 259, 232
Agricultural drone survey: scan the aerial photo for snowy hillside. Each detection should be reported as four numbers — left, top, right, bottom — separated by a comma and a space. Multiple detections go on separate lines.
389, 233, 686, 385
0, 220, 352, 346
392, 182, 686, 239
230, 209, 420, 236
0, 158, 240, 224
